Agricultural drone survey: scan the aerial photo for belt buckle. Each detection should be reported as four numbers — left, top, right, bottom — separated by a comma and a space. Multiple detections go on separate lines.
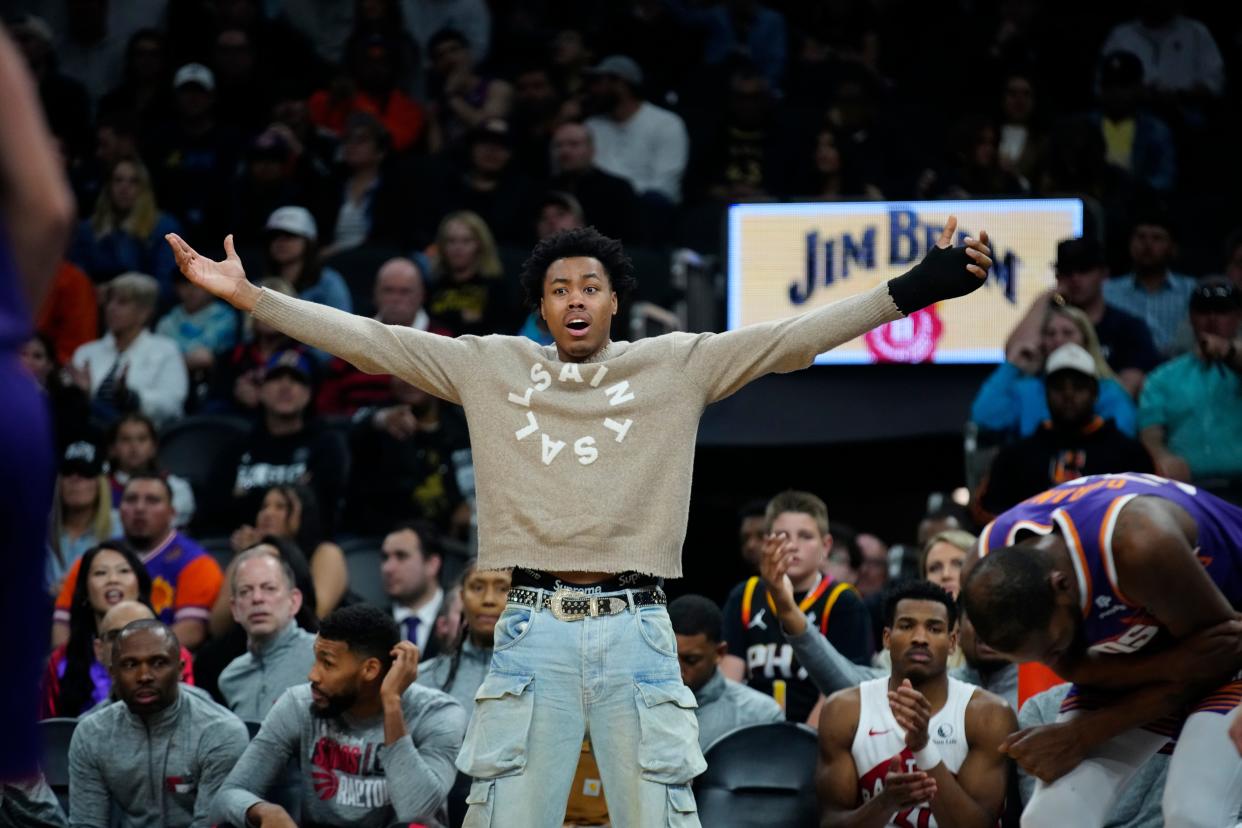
549, 589, 589, 621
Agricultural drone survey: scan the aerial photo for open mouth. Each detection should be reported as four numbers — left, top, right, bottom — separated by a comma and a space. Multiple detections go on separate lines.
104, 589, 125, 604
565, 317, 591, 337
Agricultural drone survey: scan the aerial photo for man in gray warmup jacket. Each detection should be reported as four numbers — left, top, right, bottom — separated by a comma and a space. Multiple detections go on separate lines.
211, 604, 466, 828
68, 620, 248, 828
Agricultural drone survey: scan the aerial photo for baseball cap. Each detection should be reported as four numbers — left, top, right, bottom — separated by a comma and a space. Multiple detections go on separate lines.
1054, 238, 1105, 274
62, 440, 102, 477
469, 118, 513, 148
540, 190, 584, 221
1189, 277, 1241, 313
174, 63, 215, 92
265, 206, 318, 241
263, 349, 314, 384
1045, 343, 1097, 379
585, 55, 643, 87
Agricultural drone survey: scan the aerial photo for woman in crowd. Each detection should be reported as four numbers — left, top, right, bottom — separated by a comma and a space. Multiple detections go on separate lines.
20, 332, 90, 448
41, 542, 193, 717
226, 485, 346, 619
926, 113, 1026, 198
411, 561, 507, 827
809, 124, 883, 201
104, 412, 195, 527
995, 70, 1048, 191
920, 529, 975, 599
416, 560, 511, 711
971, 297, 1137, 437
425, 210, 512, 337
47, 442, 120, 598
69, 271, 189, 428
320, 112, 407, 256
68, 156, 181, 297
261, 206, 352, 313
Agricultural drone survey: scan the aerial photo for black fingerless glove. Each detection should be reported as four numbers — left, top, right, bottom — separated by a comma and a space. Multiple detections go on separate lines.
886, 245, 983, 317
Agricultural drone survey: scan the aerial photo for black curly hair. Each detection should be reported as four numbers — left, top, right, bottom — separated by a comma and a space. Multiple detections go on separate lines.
883, 579, 958, 630
318, 604, 400, 671
518, 227, 637, 313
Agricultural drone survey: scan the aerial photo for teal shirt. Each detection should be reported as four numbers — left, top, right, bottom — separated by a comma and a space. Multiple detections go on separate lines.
1139, 354, 1242, 479
156, 300, 239, 355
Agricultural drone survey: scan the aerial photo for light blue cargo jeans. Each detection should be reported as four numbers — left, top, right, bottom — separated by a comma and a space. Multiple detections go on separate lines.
455, 588, 706, 827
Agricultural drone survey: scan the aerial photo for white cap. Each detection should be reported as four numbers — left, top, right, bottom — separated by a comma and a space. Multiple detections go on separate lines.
265, 206, 318, 241
585, 55, 643, 87
174, 63, 215, 91
1045, 343, 1097, 378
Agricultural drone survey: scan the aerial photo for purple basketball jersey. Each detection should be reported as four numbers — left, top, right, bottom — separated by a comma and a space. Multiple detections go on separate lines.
979, 473, 1242, 654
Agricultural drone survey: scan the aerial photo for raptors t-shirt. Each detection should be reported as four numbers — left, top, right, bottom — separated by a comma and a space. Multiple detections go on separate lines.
212, 683, 466, 828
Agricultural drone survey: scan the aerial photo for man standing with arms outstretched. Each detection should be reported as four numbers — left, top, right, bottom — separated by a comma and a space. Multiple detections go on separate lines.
168, 219, 992, 826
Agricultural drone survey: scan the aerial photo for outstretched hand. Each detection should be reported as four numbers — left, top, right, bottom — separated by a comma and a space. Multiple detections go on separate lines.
165, 233, 259, 312
936, 216, 992, 281
887, 214, 993, 316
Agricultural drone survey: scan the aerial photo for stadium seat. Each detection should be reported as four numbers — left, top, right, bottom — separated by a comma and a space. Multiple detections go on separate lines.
341, 537, 386, 607
694, 722, 819, 827
963, 420, 1009, 495
158, 415, 251, 498
40, 717, 77, 814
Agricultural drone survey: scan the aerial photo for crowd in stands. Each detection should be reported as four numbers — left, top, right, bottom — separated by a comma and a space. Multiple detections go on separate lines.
8, 0, 1242, 825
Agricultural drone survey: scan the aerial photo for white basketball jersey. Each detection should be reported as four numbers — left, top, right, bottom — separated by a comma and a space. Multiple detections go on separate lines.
849, 676, 976, 828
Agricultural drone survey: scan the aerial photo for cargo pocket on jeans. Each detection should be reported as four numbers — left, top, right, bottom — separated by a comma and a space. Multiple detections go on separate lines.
636, 605, 679, 658
493, 605, 536, 652
456, 672, 536, 779
634, 680, 708, 783
461, 779, 496, 828
666, 783, 699, 826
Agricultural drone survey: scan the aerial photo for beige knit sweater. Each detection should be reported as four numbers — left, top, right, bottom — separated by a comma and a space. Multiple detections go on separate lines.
254, 286, 901, 576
